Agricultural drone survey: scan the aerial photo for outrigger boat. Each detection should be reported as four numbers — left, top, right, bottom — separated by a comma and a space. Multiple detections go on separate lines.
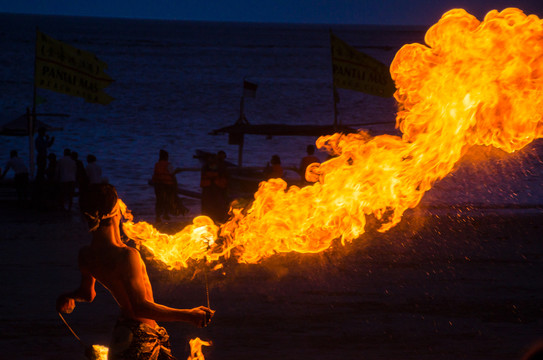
178, 29, 400, 201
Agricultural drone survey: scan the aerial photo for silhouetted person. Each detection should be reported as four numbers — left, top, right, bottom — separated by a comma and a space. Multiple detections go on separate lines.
1, 150, 29, 204
44, 153, 59, 209
299, 144, 320, 184
71, 151, 89, 198
56, 148, 76, 211
200, 152, 229, 222
86, 154, 103, 185
35, 127, 54, 182
45, 153, 57, 182
56, 183, 214, 359
264, 154, 284, 179
152, 149, 180, 223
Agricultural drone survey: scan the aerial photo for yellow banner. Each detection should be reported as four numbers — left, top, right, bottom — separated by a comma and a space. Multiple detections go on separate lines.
331, 32, 395, 98
35, 30, 114, 105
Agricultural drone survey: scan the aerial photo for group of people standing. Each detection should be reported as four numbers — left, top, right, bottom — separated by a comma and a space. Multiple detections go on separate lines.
34, 127, 106, 211
42, 148, 104, 211
151, 149, 229, 224
151, 145, 321, 226
263, 144, 321, 183
1, 127, 105, 211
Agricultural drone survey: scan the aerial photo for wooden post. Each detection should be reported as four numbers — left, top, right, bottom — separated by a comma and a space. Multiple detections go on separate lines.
27, 108, 35, 180
30, 28, 39, 180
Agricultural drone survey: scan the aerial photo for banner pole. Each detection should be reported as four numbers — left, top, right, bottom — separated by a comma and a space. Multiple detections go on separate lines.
329, 29, 339, 129
29, 28, 40, 180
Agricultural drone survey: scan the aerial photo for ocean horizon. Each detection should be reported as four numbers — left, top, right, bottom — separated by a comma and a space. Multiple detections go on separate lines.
1, 12, 541, 220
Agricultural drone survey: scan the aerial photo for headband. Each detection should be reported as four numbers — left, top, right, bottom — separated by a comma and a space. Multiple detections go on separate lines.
84, 201, 121, 232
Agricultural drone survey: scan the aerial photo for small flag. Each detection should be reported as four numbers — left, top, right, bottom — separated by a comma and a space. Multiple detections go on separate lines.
243, 80, 257, 98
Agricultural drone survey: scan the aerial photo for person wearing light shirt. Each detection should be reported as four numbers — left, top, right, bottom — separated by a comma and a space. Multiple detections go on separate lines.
86, 154, 103, 184
1, 150, 29, 203
56, 148, 77, 211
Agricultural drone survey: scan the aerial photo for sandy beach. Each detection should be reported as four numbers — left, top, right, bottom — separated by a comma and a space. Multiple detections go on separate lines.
0, 190, 542, 360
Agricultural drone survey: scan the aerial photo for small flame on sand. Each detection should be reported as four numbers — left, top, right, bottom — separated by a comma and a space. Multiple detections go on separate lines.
87, 339, 212, 360
87, 345, 108, 360
122, 8, 543, 270
188, 337, 213, 360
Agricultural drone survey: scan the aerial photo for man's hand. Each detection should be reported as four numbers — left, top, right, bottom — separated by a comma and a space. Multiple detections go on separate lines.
56, 294, 76, 314
192, 306, 215, 328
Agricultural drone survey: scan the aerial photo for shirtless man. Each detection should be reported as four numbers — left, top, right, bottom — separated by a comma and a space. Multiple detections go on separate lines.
56, 183, 214, 359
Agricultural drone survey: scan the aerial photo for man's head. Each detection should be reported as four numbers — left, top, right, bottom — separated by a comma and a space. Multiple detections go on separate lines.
271, 154, 281, 165
159, 149, 169, 161
10, 150, 18, 158
306, 145, 315, 155
80, 183, 119, 231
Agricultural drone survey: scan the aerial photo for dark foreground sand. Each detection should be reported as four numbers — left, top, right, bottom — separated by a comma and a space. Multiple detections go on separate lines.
0, 196, 542, 360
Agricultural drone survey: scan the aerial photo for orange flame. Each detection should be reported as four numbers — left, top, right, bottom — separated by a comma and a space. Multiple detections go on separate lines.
88, 344, 108, 360
122, 8, 543, 270
85, 339, 210, 360
187, 337, 212, 360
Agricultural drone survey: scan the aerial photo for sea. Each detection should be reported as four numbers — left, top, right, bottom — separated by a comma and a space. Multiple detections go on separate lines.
1, 13, 542, 220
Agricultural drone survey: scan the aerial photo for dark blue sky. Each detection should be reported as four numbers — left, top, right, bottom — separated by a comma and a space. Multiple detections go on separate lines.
0, 0, 541, 25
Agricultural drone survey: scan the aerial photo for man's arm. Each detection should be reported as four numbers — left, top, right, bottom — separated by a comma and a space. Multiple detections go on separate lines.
56, 251, 97, 313
56, 272, 96, 313
123, 248, 213, 327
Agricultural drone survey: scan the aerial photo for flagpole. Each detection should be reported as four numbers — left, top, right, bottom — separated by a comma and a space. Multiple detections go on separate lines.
33, 28, 38, 111
330, 29, 339, 129
237, 94, 246, 167
333, 86, 339, 128
29, 27, 40, 180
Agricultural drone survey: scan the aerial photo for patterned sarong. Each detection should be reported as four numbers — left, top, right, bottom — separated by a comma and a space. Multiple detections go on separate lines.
108, 317, 177, 360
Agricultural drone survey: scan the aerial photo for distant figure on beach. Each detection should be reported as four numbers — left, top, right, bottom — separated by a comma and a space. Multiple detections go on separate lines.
152, 149, 182, 223
45, 153, 57, 182
56, 183, 214, 359
56, 148, 77, 211
1, 150, 29, 204
86, 154, 103, 185
264, 154, 284, 179
71, 151, 89, 197
299, 144, 320, 183
35, 127, 54, 182
44, 153, 59, 209
200, 151, 229, 222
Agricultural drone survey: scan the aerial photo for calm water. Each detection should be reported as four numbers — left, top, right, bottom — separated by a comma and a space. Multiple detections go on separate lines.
0, 13, 541, 218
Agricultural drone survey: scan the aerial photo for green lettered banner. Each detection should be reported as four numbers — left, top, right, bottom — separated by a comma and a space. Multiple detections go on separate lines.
331, 32, 395, 98
35, 30, 114, 105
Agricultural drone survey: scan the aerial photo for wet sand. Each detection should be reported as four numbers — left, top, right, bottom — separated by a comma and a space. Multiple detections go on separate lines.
0, 195, 542, 360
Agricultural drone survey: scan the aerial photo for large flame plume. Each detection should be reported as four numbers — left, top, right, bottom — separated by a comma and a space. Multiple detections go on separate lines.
122, 8, 543, 270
